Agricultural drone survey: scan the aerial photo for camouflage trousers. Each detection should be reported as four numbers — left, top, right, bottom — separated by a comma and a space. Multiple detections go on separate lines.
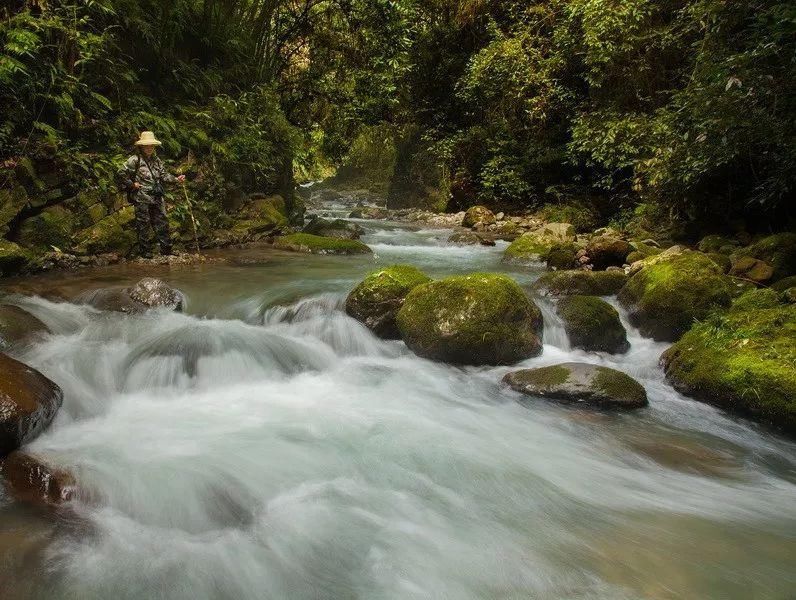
132, 193, 172, 255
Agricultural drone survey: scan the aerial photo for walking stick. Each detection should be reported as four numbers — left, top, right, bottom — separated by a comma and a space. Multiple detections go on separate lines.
181, 181, 202, 256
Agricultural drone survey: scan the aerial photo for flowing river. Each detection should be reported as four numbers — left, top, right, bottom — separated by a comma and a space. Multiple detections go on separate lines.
1, 196, 795, 599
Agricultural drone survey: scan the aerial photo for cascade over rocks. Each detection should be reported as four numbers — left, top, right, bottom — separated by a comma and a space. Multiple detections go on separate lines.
80, 277, 185, 313
557, 296, 629, 353
0, 451, 75, 505
0, 353, 63, 456
661, 289, 796, 434
462, 206, 496, 228
302, 216, 364, 240
345, 265, 432, 339
619, 250, 732, 342
532, 270, 627, 297
272, 233, 372, 255
0, 305, 49, 350
396, 273, 543, 365
503, 363, 648, 410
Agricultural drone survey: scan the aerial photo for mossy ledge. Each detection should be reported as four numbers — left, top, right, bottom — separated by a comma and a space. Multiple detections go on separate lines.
271, 233, 372, 255
661, 290, 796, 434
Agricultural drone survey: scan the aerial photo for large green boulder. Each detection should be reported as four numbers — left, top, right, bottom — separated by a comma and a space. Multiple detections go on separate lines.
618, 250, 732, 341
17, 205, 76, 250
346, 265, 431, 338
462, 205, 496, 228
396, 273, 543, 365
532, 270, 627, 297
557, 296, 629, 353
732, 232, 796, 281
698, 235, 738, 255
272, 233, 372, 255
73, 206, 137, 256
503, 363, 647, 410
661, 289, 796, 434
546, 243, 577, 271
0, 240, 34, 276
503, 223, 575, 263
302, 216, 364, 240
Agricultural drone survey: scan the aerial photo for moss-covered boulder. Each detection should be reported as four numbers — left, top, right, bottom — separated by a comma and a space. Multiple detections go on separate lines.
732, 232, 796, 281
346, 265, 432, 338
272, 233, 372, 255
0, 186, 29, 230
626, 240, 662, 264
0, 353, 63, 456
707, 252, 732, 273
73, 206, 137, 256
585, 234, 631, 270
17, 205, 77, 250
533, 270, 627, 297
661, 289, 796, 434
0, 305, 49, 350
618, 250, 732, 342
302, 216, 364, 240
626, 244, 688, 276
728, 256, 774, 283
462, 205, 496, 228
546, 243, 577, 271
698, 235, 739, 255
503, 363, 647, 410
772, 276, 796, 292
557, 296, 629, 353
0, 451, 76, 505
0, 240, 34, 276
396, 273, 543, 365
504, 223, 576, 263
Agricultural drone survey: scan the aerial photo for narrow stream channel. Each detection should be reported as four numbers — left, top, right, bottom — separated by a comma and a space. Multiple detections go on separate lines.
1, 199, 794, 599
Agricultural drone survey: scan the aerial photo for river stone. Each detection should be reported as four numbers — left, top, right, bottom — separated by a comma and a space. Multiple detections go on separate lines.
532, 270, 627, 297
396, 273, 543, 365
728, 256, 774, 283
302, 216, 364, 240
462, 206, 496, 228
504, 223, 576, 263
349, 206, 389, 220
618, 250, 732, 342
731, 232, 796, 281
345, 265, 432, 339
272, 233, 372, 255
698, 235, 738, 255
557, 296, 629, 354
447, 231, 494, 246
546, 243, 577, 271
0, 451, 75, 505
0, 353, 63, 456
585, 234, 631, 270
503, 363, 648, 409
0, 305, 49, 350
80, 278, 185, 313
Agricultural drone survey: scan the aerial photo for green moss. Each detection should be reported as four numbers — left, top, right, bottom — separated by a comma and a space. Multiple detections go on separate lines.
396, 273, 543, 365
504, 224, 576, 262
538, 203, 597, 233
272, 233, 372, 255
707, 252, 732, 273
698, 235, 738, 254
546, 243, 577, 271
73, 206, 137, 256
771, 276, 796, 292
593, 366, 647, 406
730, 289, 781, 313
17, 206, 76, 250
0, 186, 28, 228
511, 364, 571, 387
557, 296, 629, 353
662, 301, 796, 434
618, 250, 732, 341
0, 240, 34, 276
533, 270, 627, 296
733, 232, 796, 281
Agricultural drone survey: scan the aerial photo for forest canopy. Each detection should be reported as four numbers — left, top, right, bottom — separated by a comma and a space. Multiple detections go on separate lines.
2, 0, 795, 230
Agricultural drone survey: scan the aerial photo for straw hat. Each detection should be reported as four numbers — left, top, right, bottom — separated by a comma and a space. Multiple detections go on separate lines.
134, 131, 162, 146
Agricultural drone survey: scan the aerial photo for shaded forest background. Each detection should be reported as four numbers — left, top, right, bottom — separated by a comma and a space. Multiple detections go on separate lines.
1, 0, 795, 244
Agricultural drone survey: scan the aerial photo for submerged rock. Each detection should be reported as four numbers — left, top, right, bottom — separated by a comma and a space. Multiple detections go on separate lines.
271, 233, 372, 255
0, 353, 63, 456
302, 216, 364, 240
532, 270, 627, 297
81, 277, 185, 313
345, 265, 432, 339
396, 273, 543, 365
618, 250, 731, 342
557, 296, 629, 354
503, 363, 648, 409
661, 289, 796, 434
0, 305, 49, 350
503, 223, 576, 263
0, 451, 75, 505
462, 206, 496, 228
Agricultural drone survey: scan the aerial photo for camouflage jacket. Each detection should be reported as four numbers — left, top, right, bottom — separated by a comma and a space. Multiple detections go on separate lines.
119, 153, 177, 199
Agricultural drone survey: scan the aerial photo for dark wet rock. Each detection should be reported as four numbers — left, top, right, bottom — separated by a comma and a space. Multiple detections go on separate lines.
447, 231, 495, 246
503, 363, 648, 409
271, 233, 372, 255
728, 256, 774, 283
661, 289, 796, 434
396, 273, 543, 365
0, 353, 63, 456
557, 296, 629, 354
585, 234, 631, 270
0, 305, 49, 350
345, 265, 432, 339
80, 277, 185, 313
0, 451, 75, 505
618, 250, 732, 342
532, 270, 628, 297
0, 240, 34, 277
462, 206, 496, 228
546, 243, 578, 271
302, 216, 364, 240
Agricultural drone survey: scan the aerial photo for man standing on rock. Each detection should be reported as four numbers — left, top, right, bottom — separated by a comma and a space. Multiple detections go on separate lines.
120, 131, 185, 258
